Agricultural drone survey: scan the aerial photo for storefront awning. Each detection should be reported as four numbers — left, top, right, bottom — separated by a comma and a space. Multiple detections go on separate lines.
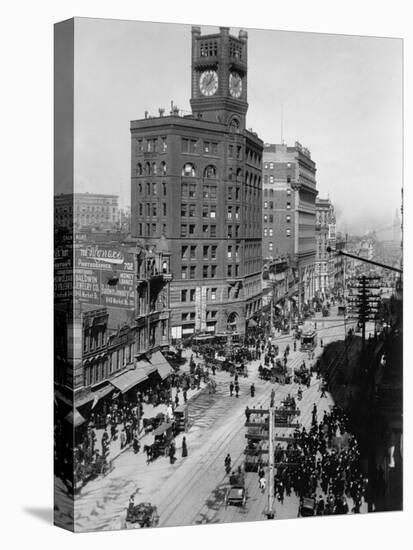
110, 367, 148, 394
91, 384, 114, 409
75, 393, 95, 408
149, 351, 173, 380
65, 409, 86, 428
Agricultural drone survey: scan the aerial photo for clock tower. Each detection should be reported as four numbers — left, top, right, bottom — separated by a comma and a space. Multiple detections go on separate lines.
190, 26, 248, 130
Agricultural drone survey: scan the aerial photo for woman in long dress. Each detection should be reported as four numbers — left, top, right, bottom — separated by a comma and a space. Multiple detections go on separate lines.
182, 436, 188, 458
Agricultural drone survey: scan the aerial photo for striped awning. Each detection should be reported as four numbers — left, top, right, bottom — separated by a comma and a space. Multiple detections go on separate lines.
110, 367, 148, 393
149, 351, 173, 380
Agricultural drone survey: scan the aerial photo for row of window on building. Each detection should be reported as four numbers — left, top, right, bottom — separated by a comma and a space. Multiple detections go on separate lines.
263, 188, 292, 198
264, 201, 292, 210
137, 181, 167, 196
138, 202, 167, 218
181, 287, 218, 302
180, 223, 242, 238
136, 161, 262, 183
180, 203, 241, 220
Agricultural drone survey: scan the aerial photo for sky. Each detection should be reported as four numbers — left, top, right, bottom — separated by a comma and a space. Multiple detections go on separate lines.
67, 17, 403, 235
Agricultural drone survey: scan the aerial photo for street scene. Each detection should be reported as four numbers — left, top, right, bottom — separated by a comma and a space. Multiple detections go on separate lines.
54, 20, 403, 532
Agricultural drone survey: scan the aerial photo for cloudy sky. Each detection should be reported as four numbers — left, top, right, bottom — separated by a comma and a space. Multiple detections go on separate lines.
68, 17, 402, 235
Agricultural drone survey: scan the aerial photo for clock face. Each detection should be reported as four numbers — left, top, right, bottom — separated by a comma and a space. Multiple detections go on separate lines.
199, 70, 218, 97
229, 72, 242, 98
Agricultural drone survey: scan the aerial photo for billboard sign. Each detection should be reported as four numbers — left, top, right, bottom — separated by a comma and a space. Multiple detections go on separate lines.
74, 243, 135, 309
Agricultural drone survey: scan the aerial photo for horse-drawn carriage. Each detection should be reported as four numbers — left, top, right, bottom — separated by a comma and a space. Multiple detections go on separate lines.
258, 362, 291, 385
74, 454, 112, 490
322, 305, 330, 317
144, 422, 174, 462
294, 365, 311, 386
142, 412, 166, 434
125, 501, 159, 528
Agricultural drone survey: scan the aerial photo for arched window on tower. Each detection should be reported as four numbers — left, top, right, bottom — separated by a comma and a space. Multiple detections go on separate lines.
229, 118, 240, 132
160, 161, 166, 175
236, 168, 243, 182
145, 162, 151, 176
182, 163, 196, 177
136, 163, 143, 176
204, 165, 217, 179
152, 162, 157, 175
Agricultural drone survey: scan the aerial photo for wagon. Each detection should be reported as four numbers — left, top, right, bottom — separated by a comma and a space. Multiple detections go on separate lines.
125, 502, 159, 528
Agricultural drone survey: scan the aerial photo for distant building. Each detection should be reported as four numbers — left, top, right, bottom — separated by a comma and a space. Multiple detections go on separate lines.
315, 197, 336, 295
262, 142, 317, 312
54, 192, 120, 231
130, 26, 263, 337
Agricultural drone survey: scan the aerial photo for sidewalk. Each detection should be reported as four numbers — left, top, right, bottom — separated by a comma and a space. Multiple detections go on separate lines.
94, 373, 210, 464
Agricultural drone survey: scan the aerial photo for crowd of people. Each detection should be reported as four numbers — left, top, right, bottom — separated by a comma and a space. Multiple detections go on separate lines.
268, 405, 367, 515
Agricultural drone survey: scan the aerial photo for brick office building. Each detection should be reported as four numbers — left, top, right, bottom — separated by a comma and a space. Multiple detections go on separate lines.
130, 27, 263, 338
262, 142, 317, 312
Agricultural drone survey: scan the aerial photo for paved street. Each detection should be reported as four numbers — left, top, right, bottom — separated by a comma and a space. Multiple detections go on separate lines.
71, 309, 366, 531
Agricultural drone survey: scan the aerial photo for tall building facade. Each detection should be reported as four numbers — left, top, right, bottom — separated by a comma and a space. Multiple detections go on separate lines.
262, 142, 317, 312
315, 197, 336, 295
130, 27, 263, 338
55, 193, 120, 231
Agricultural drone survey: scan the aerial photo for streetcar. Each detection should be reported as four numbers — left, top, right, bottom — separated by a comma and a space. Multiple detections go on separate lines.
300, 330, 317, 351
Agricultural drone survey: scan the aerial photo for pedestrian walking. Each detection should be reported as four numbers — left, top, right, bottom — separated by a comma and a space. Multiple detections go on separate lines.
293, 341, 297, 352
181, 436, 188, 458
259, 476, 266, 493
245, 407, 251, 424
270, 388, 275, 408
120, 428, 127, 449
169, 441, 176, 464
229, 381, 234, 397
235, 382, 239, 398
250, 383, 255, 398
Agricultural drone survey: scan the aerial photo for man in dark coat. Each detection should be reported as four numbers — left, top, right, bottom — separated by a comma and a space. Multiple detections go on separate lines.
235, 382, 239, 398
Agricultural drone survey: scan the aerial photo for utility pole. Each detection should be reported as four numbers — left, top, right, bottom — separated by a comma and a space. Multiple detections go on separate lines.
348, 275, 381, 349
267, 407, 275, 519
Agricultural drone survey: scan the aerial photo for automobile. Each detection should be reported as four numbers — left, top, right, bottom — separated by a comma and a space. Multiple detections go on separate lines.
225, 471, 247, 507
298, 497, 316, 517
225, 485, 247, 507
